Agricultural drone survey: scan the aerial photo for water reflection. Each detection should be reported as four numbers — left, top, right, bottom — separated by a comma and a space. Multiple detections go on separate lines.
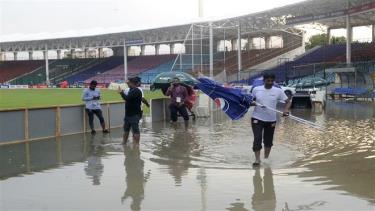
282, 201, 326, 211
0, 101, 374, 210
197, 168, 207, 211
325, 101, 375, 119
294, 145, 375, 204
122, 145, 150, 211
29, 138, 59, 171
84, 136, 104, 186
226, 201, 248, 211
278, 102, 375, 205
252, 167, 276, 211
151, 130, 201, 185
0, 143, 28, 179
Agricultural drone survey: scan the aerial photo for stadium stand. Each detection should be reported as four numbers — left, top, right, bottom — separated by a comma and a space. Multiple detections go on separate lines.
333, 87, 369, 96
192, 42, 303, 77
10, 59, 96, 85
0, 61, 44, 83
66, 56, 124, 84
243, 42, 375, 84
175, 54, 211, 72
287, 72, 336, 87
50, 59, 98, 83
2, 43, 373, 86
331, 42, 375, 63
138, 60, 175, 84
86, 55, 176, 84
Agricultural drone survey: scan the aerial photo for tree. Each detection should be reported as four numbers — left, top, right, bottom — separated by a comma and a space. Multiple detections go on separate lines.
305, 34, 328, 50
305, 34, 347, 50
331, 36, 346, 44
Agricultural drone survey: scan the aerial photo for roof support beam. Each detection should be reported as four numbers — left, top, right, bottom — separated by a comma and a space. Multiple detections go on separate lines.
346, 14, 352, 65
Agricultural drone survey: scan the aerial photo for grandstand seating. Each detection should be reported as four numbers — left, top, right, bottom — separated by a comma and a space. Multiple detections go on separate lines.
287, 72, 335, 87
134, 46, 301, 83
50, 59, 97, 83
86, 55, 176, 84
196, 43, 302, 77
174, 54, 211, 72
331, 42, 375, 63
0, 61, 44, 83
217, 49, 274, 72
66, 56, 125, 84
333, 87, 370, 96
244, 42, 375, 84
10, 59, 96, 85
138, 60, 176, 84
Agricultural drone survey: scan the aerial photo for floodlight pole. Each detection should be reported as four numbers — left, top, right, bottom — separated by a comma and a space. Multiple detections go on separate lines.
123, 39, 128, 81
198, 0, 204, 18
237, 20, 242, 81
224, 28, 228, 83
209, 22, 213, 78
200, 26, 203, 73
192, 24, 195, 73
44, 44, 50, 86
346, 1, 352, 66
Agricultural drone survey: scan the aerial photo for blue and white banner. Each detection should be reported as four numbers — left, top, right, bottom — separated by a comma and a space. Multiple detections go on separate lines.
196, 77, 253, 120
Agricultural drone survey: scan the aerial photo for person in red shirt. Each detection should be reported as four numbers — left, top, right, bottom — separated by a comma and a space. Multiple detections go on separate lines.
184, 85, 197, 120
166, 78, 189, 129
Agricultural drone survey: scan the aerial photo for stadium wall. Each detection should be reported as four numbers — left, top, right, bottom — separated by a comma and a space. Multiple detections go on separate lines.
0, 98, 173, 145
0, 103, 125, 145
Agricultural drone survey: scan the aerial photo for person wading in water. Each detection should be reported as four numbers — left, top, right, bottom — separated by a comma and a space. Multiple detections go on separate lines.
166, 77, 190, 129
118, 77, 143, 145
251, 73, 291, 166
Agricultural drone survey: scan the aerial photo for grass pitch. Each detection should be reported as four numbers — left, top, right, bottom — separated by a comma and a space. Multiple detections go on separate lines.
0, 88, 164, 114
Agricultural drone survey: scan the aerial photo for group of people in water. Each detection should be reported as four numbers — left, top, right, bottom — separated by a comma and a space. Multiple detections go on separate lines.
82, 73, 291, 166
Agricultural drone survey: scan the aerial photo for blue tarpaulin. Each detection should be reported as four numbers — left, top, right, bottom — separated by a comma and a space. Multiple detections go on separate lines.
196, 77, 253, 120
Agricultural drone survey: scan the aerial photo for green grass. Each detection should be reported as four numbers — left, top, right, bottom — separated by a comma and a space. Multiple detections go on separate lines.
0, 89, 164, 114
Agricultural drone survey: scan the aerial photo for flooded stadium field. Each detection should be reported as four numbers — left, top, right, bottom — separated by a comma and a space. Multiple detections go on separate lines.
0, 101, 374, 211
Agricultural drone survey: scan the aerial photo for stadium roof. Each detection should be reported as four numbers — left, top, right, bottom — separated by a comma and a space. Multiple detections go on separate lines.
1, 0, 374, 52
282, 0, 375, 27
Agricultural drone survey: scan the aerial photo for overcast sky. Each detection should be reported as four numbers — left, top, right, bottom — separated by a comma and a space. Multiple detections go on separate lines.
0, 0, 307, 41
1, 0, 372, 43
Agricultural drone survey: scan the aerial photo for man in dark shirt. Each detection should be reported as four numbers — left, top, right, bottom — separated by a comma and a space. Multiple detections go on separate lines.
166, 77, 189, 129
118, 77, 143, 145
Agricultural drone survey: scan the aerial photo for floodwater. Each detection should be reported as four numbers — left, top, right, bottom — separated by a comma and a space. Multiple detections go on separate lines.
0, 101, 374, 211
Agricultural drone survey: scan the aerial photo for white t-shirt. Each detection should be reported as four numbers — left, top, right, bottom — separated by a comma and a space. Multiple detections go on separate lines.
251, 86, 288, 122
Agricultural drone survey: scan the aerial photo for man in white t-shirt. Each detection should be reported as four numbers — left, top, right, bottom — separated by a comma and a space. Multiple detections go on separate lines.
251, 73, 291, 166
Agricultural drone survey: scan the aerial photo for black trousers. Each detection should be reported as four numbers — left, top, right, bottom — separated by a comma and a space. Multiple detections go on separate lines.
86, 109, 105, 130
251, 118, 276, 152
169, 103, 189, 122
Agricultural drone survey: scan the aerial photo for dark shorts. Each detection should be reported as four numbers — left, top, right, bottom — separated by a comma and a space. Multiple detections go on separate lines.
251, 118, 276, 152
169, 103, 189, 122
123, 115, 141, 134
